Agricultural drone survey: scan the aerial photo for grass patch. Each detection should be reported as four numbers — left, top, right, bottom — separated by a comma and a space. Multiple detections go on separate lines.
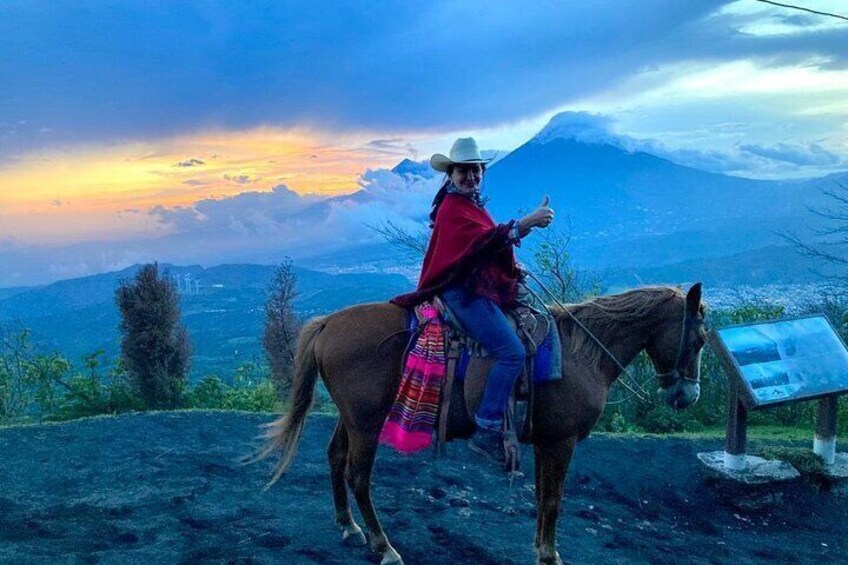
752, 445, 828, 475
596, 424, 821, 442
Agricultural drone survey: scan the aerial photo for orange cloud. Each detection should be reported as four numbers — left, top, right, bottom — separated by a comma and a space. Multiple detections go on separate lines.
0, 127, 413, 244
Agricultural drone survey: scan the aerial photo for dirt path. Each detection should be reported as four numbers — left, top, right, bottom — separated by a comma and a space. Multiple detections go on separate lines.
1, 411, 845, 564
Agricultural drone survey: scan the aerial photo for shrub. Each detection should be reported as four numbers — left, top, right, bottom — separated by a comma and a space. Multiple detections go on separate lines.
52, 352, 143, 421
0, 329, 72, 424
185, 363, 277, 412
599, 411, 637, 433
223, 361, 275, 411
638, 404, 686, 433
189, 375, 227, 409
222, 378, 276, 412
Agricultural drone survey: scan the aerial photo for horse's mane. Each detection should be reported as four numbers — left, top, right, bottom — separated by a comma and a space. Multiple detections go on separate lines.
550, 286, 685, 370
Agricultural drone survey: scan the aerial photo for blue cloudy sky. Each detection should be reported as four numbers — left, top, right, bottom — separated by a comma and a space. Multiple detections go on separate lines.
1, 0, 847, 285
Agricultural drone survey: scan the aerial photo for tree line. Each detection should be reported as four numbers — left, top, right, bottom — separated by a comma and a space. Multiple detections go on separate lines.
2, 230, 846, 436
0, 260, 302, 425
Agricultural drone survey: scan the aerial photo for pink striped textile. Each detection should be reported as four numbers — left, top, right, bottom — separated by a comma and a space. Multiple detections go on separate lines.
379, 303, 446, 454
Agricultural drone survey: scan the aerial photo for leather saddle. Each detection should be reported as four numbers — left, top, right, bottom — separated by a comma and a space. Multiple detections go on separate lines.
429, 295, 554, 467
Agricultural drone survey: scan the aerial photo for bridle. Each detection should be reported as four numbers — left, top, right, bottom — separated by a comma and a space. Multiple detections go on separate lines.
653, 303, 703, 388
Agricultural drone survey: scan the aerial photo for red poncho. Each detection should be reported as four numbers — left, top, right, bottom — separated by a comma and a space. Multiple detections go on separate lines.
392, 193, 519, 309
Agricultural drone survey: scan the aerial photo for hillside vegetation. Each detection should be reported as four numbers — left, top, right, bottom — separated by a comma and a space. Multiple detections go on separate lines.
3, 292, 846, 441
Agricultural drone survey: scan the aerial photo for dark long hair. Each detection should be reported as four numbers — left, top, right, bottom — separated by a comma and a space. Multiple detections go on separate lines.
428, 164, 487, 227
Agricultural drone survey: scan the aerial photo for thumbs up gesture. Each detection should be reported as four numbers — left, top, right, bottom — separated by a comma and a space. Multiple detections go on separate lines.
517, 195, 554, 236
530, 195, 555, 228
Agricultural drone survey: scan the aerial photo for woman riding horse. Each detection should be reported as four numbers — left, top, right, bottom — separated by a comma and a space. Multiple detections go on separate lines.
391, 137, 556, 468
254, 138, 707, 565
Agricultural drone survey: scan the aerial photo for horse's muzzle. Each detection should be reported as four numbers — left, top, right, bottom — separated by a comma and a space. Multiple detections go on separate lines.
665, 381, 700, 410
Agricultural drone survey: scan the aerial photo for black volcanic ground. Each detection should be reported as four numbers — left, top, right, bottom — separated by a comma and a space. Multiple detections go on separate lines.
1, 411, 845, 564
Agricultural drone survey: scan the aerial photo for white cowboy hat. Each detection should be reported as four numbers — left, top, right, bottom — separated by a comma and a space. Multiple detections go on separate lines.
430, 137, 492, 172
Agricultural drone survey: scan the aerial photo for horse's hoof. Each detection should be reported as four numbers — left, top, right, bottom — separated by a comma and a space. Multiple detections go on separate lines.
342, 525, 367, 547
537, 551, 563, 565
379, 546, 404, 565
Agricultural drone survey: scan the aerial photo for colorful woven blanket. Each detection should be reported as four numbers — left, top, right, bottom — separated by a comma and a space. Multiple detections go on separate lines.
379, 303, 445, 454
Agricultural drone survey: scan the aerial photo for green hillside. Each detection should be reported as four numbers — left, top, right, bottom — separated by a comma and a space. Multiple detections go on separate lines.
0, 264, 413, 381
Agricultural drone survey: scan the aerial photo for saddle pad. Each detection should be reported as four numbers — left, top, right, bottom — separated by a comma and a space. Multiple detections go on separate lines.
455, 326, 561, 383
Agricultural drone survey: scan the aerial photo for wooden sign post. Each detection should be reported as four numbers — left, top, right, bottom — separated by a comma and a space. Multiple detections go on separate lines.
724, 381, 748, 471
815, 395, 839, 465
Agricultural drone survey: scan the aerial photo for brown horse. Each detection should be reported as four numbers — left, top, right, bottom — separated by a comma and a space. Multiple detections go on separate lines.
255, 283, 707, 565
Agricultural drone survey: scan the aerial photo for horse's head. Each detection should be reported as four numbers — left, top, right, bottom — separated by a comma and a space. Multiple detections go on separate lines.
645, 283, 707, 410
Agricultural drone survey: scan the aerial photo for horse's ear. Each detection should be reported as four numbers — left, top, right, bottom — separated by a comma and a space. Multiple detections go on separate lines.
686, 282, 702, 316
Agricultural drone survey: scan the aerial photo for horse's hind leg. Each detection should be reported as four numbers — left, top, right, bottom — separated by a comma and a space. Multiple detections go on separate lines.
328, 421, 366, 546
346, 430, 403, 565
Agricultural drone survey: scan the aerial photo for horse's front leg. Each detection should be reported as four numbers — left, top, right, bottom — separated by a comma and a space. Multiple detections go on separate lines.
535, 437, 576, 565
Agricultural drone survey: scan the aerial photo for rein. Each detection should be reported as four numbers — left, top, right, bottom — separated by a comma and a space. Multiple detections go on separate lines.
523, 270, 697, 404
522, 271, 651, 403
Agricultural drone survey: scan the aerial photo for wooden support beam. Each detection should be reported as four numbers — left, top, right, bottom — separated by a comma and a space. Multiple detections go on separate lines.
724, 381, 748, 470
814, 395, 839, 465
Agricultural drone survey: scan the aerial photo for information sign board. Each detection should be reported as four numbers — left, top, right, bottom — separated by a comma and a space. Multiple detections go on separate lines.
712, 315, 848, 409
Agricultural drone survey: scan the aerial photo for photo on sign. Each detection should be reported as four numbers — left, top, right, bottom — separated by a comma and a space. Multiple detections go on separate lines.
717, 315, 848, 407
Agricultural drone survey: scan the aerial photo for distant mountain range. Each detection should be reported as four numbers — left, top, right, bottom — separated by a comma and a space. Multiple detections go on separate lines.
313, 113, 847, 280
482, 122, 839, 271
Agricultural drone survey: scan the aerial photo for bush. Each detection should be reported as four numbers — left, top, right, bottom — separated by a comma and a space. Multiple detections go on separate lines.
185, 362, 277, 412
638, 404, 686, 433
54, 374, 105, 420
596, 300, 812, 435
189, 375, 227, 409
0, 336, 143, 425
0, 327, 284, 424
0, 330, 72, 424
52, 352, 143, 421
597, 411, 637, 434
223, 361, 276, 411
222, 378, 276, 412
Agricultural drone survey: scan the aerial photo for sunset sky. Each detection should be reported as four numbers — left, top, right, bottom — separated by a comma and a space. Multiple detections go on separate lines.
1, 0, 847, 284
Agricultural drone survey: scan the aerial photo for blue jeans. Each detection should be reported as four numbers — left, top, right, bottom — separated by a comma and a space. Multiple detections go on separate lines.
441, 285, 525, 430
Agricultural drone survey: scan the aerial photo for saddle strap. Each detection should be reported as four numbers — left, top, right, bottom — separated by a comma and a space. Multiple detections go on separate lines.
517, 320, 538, 356
518, 354, 535, 443
437, 333, 462, 454
504, 398, 520, 472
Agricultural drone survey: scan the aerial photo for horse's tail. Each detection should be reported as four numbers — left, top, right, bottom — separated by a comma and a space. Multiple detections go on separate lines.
248, 316, 326, 489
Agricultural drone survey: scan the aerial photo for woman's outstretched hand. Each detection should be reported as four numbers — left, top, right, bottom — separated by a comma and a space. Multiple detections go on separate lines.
517, 195, 554, 237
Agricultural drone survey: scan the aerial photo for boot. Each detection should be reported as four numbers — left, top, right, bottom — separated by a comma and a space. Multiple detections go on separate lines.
468, 426, 506, 468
